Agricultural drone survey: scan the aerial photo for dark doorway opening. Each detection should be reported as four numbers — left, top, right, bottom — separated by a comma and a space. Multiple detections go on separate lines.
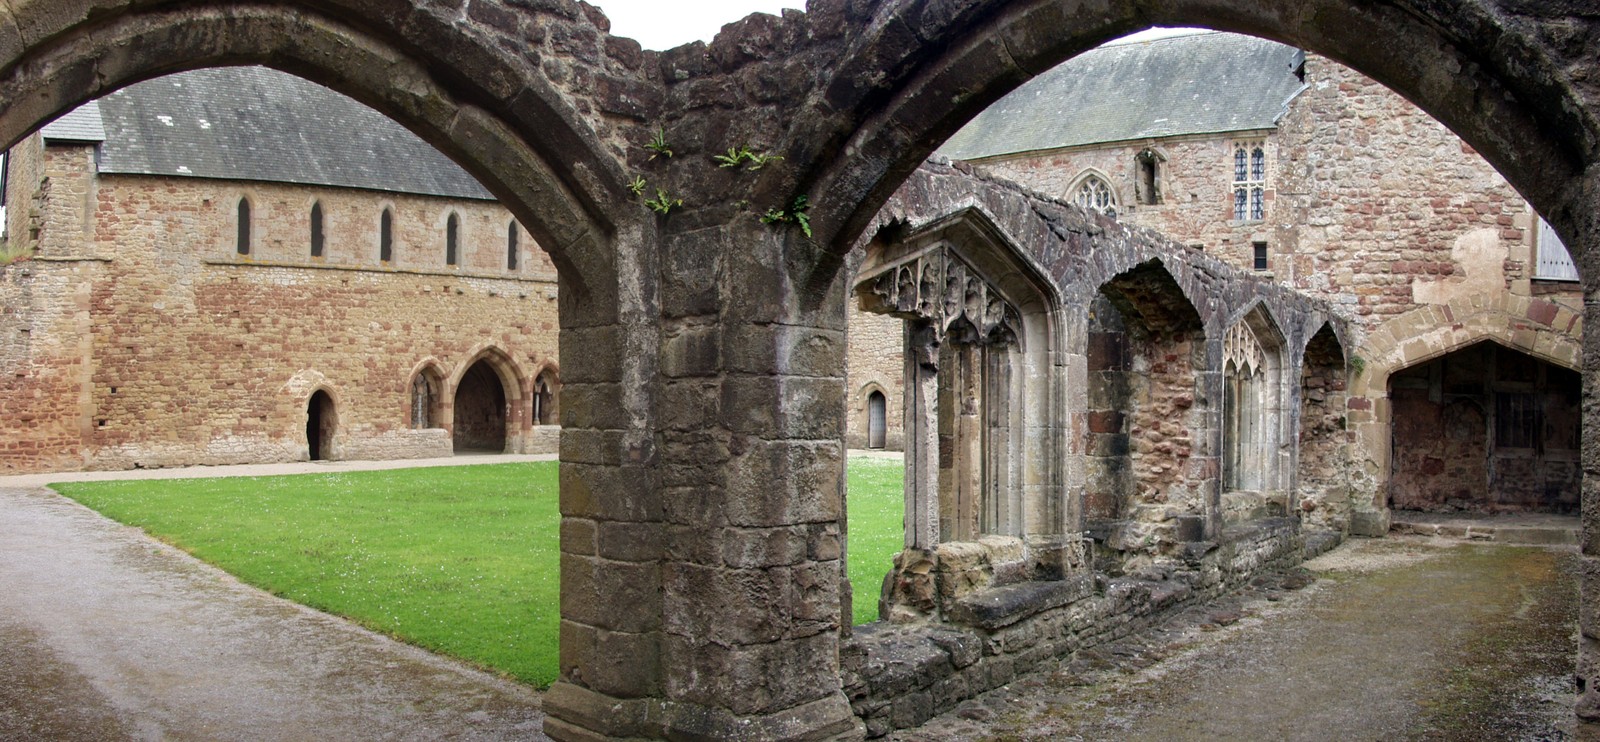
454, 359, 507, 453
307, 390, 335, 461
1389, 341, 1580, 513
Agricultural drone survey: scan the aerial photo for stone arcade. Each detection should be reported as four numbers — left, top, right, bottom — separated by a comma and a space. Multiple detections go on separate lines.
0, 1, 1597, 740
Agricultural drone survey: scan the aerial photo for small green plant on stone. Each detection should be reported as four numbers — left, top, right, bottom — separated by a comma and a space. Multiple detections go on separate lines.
714, 146, 784, 171
761, 194, 812, 238
644, 188, 684, 215
646, 126, 673, 160
628, 175, 648, 196
1348, 354, 1367, 377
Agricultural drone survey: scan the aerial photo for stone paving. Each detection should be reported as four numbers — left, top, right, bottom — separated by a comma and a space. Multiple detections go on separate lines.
0, 484, 548, 741
888, 536, 1576, 741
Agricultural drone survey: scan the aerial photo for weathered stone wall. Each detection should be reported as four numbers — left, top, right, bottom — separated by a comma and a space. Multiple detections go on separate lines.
845, 518, 1303, 737
845, 305, 905, 450
976, 133, 1280, 271
0, 146, 563, 472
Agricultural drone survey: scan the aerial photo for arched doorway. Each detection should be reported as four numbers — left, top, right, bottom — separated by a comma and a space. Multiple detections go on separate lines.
533, 370, 559, 426
306, 390, 335, 461
453, 359, 508, 453
867, 390, 887, 449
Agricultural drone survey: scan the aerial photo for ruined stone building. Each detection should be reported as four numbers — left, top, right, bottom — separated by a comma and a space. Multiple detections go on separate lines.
0, 67, 563, 473
845, 31, 1584, 535
3, 1, 1599, 740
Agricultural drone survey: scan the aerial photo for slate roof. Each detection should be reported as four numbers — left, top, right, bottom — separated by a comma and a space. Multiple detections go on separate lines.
939, 32, 1307, 161
42, 67, 492, 201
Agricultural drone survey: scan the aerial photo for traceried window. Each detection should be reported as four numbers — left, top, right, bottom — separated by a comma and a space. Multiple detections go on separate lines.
1073, 174, 1117, 218
1233, 141, 1266, 221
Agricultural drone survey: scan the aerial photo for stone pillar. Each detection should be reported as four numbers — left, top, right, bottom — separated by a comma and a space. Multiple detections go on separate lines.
548, 222, 862, 741
904, 322, 940, 550
1575, 211, 1600, 734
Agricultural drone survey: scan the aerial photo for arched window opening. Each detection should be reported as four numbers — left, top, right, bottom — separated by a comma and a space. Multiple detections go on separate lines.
1135, 150, 1162, 206
1072, 174, 1117, 218
446, 213, 460, 266
1221, 312, 1285, 507
533, 370, 559, 426
410, 369, 441, 429
507, 221, 520, 271
236, 197, 251, 255
310, 201, 324, 258
379, 208, 393, 263
867, 390, 887, 449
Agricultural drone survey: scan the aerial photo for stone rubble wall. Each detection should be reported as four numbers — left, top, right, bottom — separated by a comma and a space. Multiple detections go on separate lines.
843, 518, 1304, 737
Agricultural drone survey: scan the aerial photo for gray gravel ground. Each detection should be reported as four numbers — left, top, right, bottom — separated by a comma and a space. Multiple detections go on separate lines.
891, 536, 1576, 741
0, 486, 548, 741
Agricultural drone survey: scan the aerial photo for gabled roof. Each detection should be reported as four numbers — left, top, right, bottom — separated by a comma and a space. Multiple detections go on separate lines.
939, 32, 1307, 161
42, 66, 493, 201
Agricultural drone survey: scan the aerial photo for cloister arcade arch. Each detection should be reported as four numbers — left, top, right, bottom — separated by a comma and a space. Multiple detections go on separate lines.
4, 2, 1599, 740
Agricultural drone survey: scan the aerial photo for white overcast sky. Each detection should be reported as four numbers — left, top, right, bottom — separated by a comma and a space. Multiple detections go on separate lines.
591, 1, 1200, 51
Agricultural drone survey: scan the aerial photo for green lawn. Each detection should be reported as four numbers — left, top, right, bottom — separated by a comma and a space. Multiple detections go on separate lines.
52, 456, 904, 686
845, 455, 905, 625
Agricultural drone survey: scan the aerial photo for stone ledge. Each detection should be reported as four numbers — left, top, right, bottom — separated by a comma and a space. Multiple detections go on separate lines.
947, 574, 1097, 630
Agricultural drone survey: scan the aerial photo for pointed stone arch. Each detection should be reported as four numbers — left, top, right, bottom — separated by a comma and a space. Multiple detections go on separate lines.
1220, 302, 1290, 524
855, 205, 1070, 622
406, 358, 448, 430
1297, 323, 1352, 533
1346, 295, 1583, 532
446, 345, 529, 454
1084, 258, 1208, 557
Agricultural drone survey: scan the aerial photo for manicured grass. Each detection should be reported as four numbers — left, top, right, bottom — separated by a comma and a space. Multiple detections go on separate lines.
53, 463, 560, 686
52, 456, 905, 685
845, 455, 906, 626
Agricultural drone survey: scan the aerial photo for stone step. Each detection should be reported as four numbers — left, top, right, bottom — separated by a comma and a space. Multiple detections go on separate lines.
1389, 519, 1577, 546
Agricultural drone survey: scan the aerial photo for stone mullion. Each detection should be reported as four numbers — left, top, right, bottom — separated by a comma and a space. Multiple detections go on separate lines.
904, 322, 941, 550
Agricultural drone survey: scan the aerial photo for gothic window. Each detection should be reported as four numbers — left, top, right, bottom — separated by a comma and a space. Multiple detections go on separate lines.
236, 197, 251, 255
1232, 141, 1266, 221
534, 370, 559, 425
310, 202, 324, 258
379, 208, 393, 263
410, 369, 440, 429
446, 213, 460, 266
1073, 173, 1117, 218
507, 221, 519, 271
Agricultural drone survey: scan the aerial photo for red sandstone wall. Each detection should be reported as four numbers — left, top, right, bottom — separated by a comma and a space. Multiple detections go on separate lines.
1, 148, 563, 473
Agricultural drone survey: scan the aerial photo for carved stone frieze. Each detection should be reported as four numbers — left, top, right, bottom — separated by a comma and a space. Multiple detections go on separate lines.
858, 245, 1021, 346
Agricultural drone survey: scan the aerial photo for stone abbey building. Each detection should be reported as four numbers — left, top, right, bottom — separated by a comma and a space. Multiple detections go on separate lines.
3, 1, 1600, 739
1, 66, 563, 473
845, 31, 1584, 535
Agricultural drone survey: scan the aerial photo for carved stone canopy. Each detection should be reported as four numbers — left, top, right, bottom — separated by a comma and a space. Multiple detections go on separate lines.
857, 244, 1022, 347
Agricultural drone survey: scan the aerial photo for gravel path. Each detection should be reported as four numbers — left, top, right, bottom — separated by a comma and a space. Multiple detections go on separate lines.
0, 486, 548, 741
892, 537, 1577, 741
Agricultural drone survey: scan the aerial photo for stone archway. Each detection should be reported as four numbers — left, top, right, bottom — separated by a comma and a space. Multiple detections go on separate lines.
453, 359, 509, 453
1349, 295, 1584, 529
306, 389, 336, 461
